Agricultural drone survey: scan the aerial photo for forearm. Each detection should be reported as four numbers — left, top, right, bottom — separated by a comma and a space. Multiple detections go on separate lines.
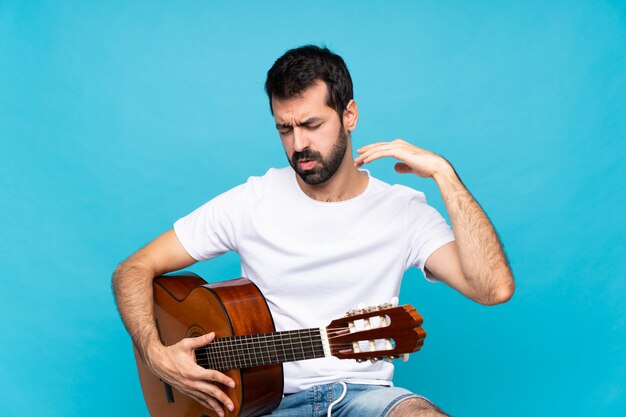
433, 162, 515, 305
112, 257, 163, 363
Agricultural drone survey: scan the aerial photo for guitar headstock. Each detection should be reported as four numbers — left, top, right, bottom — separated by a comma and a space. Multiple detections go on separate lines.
325, 302, 426, 363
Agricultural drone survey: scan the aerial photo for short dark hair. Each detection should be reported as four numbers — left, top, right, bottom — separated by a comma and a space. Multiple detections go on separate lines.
265, 45, 353, 119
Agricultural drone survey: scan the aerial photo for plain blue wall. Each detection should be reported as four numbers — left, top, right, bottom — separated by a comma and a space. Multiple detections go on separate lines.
1, 1, 624, 416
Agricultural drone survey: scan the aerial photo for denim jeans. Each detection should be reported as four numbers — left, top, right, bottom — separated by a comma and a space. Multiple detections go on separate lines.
262, 383, 425, 417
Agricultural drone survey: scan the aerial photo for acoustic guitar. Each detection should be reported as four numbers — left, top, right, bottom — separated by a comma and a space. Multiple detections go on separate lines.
134, 273, 426, 417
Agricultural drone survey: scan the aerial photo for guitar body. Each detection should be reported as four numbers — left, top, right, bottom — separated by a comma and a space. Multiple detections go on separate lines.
134, 274, 283, 417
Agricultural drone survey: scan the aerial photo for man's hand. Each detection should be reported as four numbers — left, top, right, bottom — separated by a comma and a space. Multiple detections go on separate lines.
354, 139, 451, 179
146, 332, 236, 417
354, 138, 514, 305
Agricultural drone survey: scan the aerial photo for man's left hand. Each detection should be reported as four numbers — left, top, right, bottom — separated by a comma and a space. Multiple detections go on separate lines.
354, 139, 450, 179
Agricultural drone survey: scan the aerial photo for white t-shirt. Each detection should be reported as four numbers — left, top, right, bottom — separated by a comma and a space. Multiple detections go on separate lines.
174, 167, 454, 393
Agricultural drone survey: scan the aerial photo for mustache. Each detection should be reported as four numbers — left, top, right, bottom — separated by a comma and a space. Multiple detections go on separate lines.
291, 148, 322, 163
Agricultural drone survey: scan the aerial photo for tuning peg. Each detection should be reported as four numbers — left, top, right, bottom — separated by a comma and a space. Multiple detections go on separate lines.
377, 297, 399, 310
349, 308, 364, 315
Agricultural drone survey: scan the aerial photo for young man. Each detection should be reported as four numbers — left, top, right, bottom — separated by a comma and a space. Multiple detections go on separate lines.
113, 45, 514, 417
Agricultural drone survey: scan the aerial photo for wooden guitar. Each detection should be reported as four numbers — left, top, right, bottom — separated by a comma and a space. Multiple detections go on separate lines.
134, 273, 426, 417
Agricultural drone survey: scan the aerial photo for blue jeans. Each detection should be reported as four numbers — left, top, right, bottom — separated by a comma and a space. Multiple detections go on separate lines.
262, 383, 425, 417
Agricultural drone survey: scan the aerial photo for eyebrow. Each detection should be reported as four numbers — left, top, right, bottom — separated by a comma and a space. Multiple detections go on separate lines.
275, 117, 323, 129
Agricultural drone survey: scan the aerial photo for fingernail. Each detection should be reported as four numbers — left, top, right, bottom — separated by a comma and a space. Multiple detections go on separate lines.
228, 403, 234, 411
229, 381, 235, 388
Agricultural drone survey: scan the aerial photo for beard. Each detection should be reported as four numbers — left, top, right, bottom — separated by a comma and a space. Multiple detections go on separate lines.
288, 126, 349, 185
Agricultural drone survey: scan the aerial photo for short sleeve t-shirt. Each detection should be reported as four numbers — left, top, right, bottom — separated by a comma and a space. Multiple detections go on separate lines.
174, 167, 454, 393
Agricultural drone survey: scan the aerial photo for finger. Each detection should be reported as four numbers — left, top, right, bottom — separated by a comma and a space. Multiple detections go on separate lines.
356, 142, 390, 153
192, 380, 235, 412
356, 140, 413, 160
357, 139, 412, 154
196, 368, 236, 389
356, 147, 405, 165
196, 393, 226, 417
183, 332, 216, 350
182, 387, 225, 417
354, 144, 395, 165
173, 382, 225, 417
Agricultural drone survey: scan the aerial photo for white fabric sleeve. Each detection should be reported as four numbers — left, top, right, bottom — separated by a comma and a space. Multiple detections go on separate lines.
405, 194, 455, 281
173, 183, 248, 261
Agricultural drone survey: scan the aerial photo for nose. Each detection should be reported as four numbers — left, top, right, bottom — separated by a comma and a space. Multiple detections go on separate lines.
292, 127, 310, 152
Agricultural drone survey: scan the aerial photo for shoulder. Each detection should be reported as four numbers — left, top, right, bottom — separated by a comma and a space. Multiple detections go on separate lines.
242, 167, 292, 196
367, 173, 427, 204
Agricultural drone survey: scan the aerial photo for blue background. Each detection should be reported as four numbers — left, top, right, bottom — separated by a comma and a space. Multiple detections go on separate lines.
1, 1, 624, 416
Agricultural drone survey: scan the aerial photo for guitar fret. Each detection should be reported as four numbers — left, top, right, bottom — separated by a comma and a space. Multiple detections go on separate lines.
299, 330, 306, 360
195, 329, 325, 371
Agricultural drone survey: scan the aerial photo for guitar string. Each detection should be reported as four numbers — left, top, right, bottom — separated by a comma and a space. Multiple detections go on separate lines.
193, 327, 391, 348
193, 309, 408, 347
196, 346, 391, 369
196, 344, 393, 370
195, 329, 328, 370
193, 329, 400, 349
193, 328, 400, 359
193, 331, 399, 370
197, 333, 321, 360
195, 332, 325, 358
195, 309, 409, 364
191, 317, 412, 370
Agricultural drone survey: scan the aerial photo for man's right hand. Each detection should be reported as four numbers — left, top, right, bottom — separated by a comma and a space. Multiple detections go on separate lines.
112, 231, 235, 415
146, 332, 236, 417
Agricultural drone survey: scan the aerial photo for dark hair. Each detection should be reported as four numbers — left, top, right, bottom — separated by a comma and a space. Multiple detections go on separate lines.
265, 45, 353, 119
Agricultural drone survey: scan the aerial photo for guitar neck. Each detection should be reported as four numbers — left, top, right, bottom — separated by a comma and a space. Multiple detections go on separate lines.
194, 328, 327, 371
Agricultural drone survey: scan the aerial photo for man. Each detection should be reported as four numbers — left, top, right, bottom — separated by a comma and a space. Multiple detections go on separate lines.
113, 45, 514, 417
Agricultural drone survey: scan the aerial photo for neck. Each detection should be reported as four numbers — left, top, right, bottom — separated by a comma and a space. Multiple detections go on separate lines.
296, 145, 368, 202
195, 328, 326, 371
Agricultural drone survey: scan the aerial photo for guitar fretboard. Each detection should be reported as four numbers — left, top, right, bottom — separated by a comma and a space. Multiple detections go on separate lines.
194, 328, 326, 371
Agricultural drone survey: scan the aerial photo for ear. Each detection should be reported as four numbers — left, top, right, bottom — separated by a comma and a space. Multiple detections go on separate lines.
342, 99, 358, 132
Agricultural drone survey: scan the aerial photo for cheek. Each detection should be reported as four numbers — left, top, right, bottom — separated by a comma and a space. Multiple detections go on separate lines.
316, 124, 340, 148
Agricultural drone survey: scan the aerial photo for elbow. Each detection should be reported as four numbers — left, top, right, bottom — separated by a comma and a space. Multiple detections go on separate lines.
487, 283, 515, 305
112, 260, 132, 285
482, 277, 515, 306
111, 262, 128, 296
111, 256, 151, 292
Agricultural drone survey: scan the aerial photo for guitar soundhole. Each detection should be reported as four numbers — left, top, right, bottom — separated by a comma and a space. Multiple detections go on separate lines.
186, 324, 206, 338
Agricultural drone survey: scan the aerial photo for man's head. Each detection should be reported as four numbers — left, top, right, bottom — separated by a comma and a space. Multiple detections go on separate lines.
265, 45, 354, 120
265, 45, 357, 185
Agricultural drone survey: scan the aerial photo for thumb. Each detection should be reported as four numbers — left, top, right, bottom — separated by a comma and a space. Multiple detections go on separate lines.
394, 162, 414, 174
185, 332, 216, 349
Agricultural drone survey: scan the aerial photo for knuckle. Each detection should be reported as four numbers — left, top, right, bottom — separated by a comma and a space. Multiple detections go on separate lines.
178, 338, 190, 348
179, 368, 192, 379
200, 397, 219, 413
202, 395, 223, 411
182, 366, 201, 381
208, 370, 227, 382
216, 390, 231, 403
